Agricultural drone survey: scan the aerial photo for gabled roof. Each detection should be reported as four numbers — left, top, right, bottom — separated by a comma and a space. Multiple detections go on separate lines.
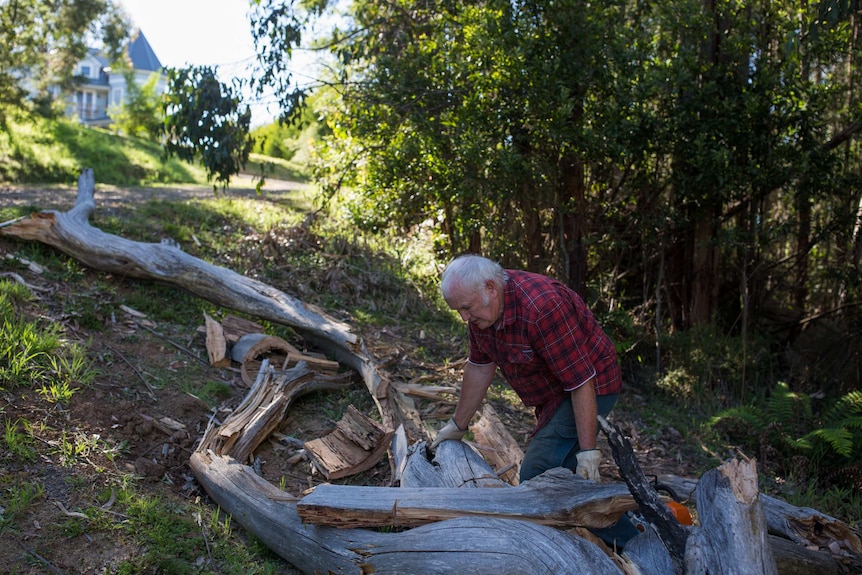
86, 48, 110, 68
127, 30, 162, 71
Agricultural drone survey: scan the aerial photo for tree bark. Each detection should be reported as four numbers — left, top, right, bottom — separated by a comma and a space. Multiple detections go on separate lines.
190, 447, 623, 574
685, 457, 779, 574
296, 465, 636, 529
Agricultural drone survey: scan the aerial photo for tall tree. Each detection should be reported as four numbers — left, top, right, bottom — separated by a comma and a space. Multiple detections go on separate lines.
0, 0, 127, 111
249, 0, 862, 389
162, 66, 253, 189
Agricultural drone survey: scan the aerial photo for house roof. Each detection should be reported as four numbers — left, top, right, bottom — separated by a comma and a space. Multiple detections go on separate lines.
127, 30, 162, 71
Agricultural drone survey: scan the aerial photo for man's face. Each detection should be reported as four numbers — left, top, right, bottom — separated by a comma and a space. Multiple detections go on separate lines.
445, 280, 502, 330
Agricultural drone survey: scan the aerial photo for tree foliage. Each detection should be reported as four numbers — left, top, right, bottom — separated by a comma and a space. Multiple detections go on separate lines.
109, 71, 164, 142
162, 66, 253, 189
0, 0, 127, 111
250, 0, 861, 394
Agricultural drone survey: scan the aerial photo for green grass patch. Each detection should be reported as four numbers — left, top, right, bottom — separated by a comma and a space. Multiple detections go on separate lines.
0, 481, 45, 536
105, 489, 286, 575
0, 279, 96, 399
244, 153, 310, 183
0, 105, 206, 186
3, 419, 37, 462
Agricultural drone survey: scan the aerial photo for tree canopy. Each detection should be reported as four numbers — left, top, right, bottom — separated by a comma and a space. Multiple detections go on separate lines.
246, 0, 862, 396
0, 0, 127, 112
162, 66, 254, 189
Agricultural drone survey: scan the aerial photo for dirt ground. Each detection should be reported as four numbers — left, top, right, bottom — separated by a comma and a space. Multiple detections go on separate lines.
0, 179, 704, 574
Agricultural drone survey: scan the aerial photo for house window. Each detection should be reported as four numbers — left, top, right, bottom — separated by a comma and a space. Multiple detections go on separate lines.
113, 88, 122, 105
81, 66, 91, 77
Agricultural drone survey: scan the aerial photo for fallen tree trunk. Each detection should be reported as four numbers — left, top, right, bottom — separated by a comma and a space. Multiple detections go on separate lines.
198, 360, 355, 463
602, 419, 861, 575
0, 169, 438, 438
190, 447, 623, 574
398, 440, 510, 488
296, 465, 637, 529
656, 475, 862, 557
685, 457, 779, 574
470, 403, 524, 485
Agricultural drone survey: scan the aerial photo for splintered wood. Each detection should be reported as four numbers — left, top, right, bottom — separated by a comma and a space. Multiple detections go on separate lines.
204, 313, 231, 368
304, 405, 393, 480
202, 314, 341, 386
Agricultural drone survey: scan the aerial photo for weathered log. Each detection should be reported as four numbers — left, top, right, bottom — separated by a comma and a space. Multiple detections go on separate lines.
621, 527, 677, 575
189, 452, 624, 574
659, 474, 862, 560
198, 362, 355, 462
296, 465, 637, 529
230, 332, 340, 386
768, 535, 843, 575
599, 415, 689, 572
0, 169, 392, 407
685, 457, 779, 575
219, 314, 265, 343
399, 440, 509, 488
303, 404, 393, 480
470, 403, 524, 485
760, 493, 862, 554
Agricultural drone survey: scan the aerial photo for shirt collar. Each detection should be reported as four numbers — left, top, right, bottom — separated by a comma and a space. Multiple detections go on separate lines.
494, 271, 514, 331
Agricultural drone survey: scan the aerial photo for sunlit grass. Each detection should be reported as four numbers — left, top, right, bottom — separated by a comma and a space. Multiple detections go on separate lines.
0, 279, 96, 401
0, 105, 205, 186
4, 419, 37, 461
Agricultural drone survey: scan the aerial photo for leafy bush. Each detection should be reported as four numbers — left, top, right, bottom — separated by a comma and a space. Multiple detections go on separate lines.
709, 382, 862, 490
655, 324, 776, 407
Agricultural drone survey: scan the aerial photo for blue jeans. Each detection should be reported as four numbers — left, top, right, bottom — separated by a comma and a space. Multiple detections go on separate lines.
520, 392, 639, 549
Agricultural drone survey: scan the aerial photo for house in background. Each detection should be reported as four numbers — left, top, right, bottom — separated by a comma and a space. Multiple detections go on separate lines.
64, 30, 166, 127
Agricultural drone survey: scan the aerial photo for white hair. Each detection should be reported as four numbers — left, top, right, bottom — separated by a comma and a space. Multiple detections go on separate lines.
440, 254, 506, 299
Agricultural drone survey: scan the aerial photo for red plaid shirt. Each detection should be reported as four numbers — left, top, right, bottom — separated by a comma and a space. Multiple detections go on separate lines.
468, 270, 622, 433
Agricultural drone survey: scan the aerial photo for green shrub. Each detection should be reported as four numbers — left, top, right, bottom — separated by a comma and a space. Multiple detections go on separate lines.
710, 382, 862, 491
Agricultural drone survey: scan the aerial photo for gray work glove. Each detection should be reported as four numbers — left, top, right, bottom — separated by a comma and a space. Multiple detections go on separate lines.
575, 449, 602, 482
429, 418, 467, 449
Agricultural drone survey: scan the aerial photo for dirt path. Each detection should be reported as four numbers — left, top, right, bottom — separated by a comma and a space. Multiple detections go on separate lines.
1, 174, 309, 211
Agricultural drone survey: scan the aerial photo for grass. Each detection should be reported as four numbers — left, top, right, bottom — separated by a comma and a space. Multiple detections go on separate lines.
0, 279, 96, 397
0, 106, 206, 186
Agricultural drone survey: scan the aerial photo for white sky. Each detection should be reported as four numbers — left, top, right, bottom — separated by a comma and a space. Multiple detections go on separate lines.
116, 0, 294, 126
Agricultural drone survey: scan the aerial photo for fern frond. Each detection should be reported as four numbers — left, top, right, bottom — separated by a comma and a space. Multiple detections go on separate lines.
821, 391, 862, 425
805, 427, 854, 459
709, 405, 764, 429
766, 381, 811, 425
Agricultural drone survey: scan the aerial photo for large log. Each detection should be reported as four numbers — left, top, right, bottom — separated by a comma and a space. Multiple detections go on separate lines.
685, 457, 779, 575
470, 403, 524, 485
296, 465, 637, 529
0, 169, 391, 406
658, 474, 862, 556
189, 451, 624, 574
197, 361, 355, 462
399, 440, 510, 488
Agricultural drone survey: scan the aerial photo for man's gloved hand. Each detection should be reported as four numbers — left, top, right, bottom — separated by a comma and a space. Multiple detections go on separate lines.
429, 418, 467, 449
576, 449, 602, 482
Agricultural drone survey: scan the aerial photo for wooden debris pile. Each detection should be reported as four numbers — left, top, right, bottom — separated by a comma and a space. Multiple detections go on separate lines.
192, 365, 862, 575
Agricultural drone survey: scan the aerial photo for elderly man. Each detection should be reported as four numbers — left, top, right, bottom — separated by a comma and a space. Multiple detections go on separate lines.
431, 254, 637, 547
